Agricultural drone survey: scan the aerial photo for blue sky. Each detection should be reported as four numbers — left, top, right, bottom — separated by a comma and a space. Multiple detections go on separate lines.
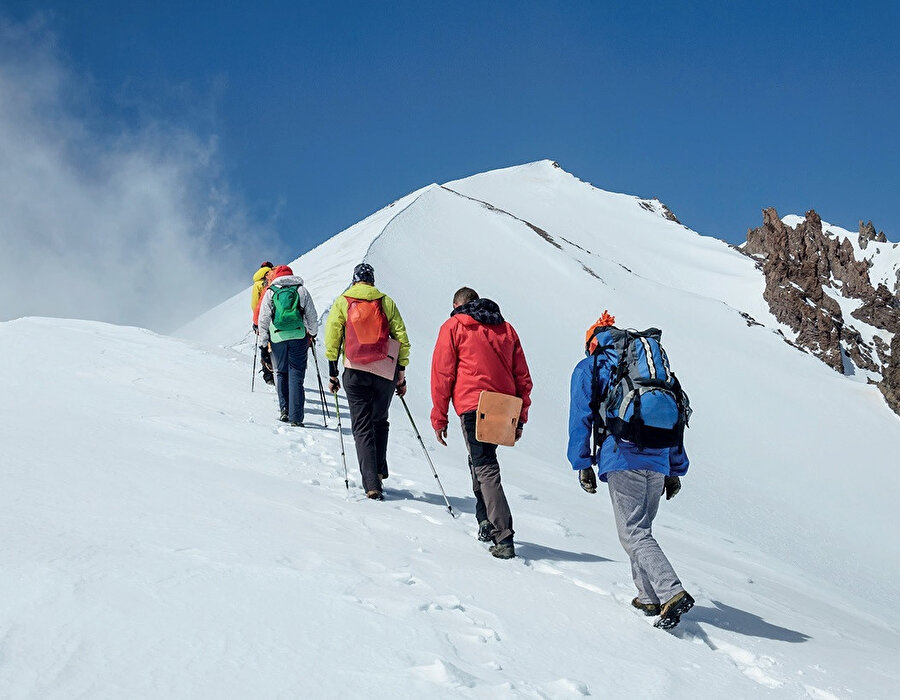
3, 0, 898, 262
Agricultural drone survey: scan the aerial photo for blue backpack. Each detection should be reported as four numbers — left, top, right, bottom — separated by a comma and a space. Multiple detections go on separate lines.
588, 327, 691, 452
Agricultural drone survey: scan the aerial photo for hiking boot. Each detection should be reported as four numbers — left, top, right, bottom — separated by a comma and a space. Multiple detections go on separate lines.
263, 371, 275, 386
279, 410, 289, 422
477, 520, 495, 542
366, 490, 384, 501
631, 598, 661, 616
290, 421, 304, 427
489, 538, 515, 559
654, 591, 695, 629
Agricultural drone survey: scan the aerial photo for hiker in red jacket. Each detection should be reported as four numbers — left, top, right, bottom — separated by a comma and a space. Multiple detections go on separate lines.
430, 287, 533, 559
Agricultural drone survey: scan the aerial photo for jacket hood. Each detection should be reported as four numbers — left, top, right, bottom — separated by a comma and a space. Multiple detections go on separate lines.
270, 274, 304, 287
451, 298, 505, 325
343, 282, 385, 301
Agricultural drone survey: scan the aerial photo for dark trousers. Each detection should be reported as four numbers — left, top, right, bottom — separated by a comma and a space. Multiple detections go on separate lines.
343, 368, 395, 492
259, 345, 274, 382
460, 411, 514, 543
271, 337, 309, 422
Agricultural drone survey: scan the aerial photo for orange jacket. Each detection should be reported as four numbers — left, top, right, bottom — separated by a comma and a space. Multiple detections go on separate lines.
430, 299, 532, 431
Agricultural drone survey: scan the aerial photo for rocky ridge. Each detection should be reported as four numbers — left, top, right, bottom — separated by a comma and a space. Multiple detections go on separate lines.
743, 208, 900, 416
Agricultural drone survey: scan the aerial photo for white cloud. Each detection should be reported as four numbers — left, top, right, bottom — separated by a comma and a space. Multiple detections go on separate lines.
0, 17, 277, 332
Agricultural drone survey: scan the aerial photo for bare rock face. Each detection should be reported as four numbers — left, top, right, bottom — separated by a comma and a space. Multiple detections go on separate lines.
745, 208, 900, 415
859, 220, 888, 249
880, 334, 900, 415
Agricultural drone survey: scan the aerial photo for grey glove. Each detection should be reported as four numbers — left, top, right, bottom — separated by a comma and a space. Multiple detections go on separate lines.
664, 475, 681, 500
579, 467, 597, 494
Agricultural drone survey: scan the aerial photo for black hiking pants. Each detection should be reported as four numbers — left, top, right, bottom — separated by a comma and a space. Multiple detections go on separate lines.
460, 411, 514, 544
343, 368, 395, 493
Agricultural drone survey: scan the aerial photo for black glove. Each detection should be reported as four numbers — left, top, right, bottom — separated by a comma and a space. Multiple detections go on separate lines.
329, 376, 340, 393
579, 467, 597, 494
664, 475, 681, 500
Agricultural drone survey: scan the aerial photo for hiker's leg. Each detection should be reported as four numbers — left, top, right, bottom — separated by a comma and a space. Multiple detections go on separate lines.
343, 369, 380, 492
270, 341, 289, 413
459, 413, 488, 524
370, 375, 394, 479
607, 469, 682, 603
286, 337, 308, 422
462, 412, 513, 543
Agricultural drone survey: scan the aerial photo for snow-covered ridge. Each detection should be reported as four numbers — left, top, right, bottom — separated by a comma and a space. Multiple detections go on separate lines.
4, 162, 899, 697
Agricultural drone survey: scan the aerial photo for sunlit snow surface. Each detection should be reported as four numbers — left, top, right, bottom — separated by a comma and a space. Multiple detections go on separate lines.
3, 162, 898, 697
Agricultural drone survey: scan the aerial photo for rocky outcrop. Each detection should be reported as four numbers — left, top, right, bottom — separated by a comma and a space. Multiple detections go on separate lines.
880, 334, 900, 415
744, 208, 900, 415
858, 220, 887, 249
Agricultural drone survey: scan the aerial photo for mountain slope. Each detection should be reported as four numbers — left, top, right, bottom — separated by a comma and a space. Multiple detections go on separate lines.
2, 317, 898, 698
4, 161, 897, 696
186, 160, 899, 596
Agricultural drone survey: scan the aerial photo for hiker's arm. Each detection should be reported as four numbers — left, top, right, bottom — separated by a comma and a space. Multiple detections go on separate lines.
323, 298, 346, 362
669, 444, 689, 477
257, 288, 273, 347
383, 295, 411, 369
567, 360, 595, 470
429, 321, 457, 432
510, 329, 533, 425
302, 288, 319, 338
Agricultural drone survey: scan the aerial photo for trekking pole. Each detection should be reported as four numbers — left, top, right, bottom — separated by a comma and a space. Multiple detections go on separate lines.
399, 395, 455, 518
334, 391, 349, 491
309, 342, 331, 422
251, 346, 257, 392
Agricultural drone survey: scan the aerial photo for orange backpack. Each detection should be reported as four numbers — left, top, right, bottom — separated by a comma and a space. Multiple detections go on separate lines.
344, 297, 390, 363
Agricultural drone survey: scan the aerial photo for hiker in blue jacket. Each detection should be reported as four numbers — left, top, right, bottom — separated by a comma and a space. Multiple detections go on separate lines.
567, 311, 694, 629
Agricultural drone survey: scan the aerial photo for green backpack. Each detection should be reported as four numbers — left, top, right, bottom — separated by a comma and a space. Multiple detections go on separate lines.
271, 285, 306, 334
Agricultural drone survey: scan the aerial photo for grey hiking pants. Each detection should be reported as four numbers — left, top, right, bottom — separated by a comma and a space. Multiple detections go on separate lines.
607, 469, 683, 605
460, 411, 514, 544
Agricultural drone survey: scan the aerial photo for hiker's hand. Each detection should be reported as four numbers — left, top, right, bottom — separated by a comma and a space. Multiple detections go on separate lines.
395, 379, 407, 397
515, 422, 524, 442
664, 475, 681, 500
307, 334, 316, 345
329, 376, 340, 393
435, 428, 447, 446
579, 467, 597, 494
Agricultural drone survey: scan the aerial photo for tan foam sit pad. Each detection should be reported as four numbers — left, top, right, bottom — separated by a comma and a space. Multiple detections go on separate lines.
475, 391, 523, 447
343, 337, 400, 380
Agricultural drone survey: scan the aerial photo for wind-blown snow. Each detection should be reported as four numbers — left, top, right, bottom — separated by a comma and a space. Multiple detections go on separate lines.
4, 162, 899, 697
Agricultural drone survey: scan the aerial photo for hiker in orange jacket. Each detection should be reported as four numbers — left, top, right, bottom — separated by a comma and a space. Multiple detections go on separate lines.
430, 286, 532, 559
251, 262, 275, 385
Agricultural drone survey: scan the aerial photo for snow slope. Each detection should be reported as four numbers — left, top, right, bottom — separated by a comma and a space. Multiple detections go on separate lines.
4, 161, 899, 697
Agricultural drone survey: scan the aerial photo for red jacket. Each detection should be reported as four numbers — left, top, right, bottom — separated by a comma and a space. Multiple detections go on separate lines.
430, 299, 533, 431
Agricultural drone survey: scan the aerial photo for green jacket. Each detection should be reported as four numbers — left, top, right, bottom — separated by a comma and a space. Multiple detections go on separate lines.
324, 283, 410, 368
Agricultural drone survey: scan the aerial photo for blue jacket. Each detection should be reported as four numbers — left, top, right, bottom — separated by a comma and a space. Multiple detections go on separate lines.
567, 353, 689, 481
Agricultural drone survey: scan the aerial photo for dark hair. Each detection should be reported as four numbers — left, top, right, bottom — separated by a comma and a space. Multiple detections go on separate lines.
453, 287, 479, 305
260, 261, 274, 269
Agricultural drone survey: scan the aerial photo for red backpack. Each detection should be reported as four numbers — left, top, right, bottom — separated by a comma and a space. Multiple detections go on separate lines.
344, 297, 390, 363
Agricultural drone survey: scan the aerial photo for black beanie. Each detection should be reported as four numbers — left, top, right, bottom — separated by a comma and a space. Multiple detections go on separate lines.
352, 263, 375, 284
